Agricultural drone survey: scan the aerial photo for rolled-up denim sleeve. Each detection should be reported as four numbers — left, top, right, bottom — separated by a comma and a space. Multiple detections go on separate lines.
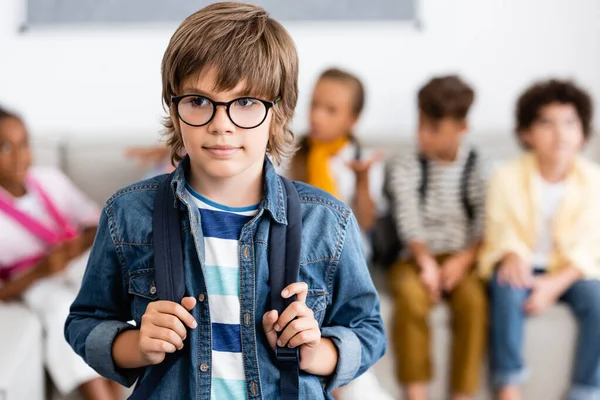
321, 213, 386, 392
64, 205, 141, 387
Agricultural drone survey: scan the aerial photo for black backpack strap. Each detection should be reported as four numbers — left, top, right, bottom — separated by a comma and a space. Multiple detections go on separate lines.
129, 173, 186, 400
418, 154, 429, 203
153, 173, 185, 302
269, 176, 302, 400
460, 148, 478, 223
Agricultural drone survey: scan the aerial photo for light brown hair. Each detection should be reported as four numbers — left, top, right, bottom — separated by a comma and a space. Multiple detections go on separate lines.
418, 75, 475, 121
318, 68, 366, 117
161, 2, 299, 165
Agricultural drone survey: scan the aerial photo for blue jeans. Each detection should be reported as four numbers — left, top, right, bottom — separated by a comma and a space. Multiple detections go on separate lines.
489, 270, 600, 400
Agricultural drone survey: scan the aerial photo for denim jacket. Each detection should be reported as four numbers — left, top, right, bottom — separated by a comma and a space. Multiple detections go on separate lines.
65, 157, 386, 400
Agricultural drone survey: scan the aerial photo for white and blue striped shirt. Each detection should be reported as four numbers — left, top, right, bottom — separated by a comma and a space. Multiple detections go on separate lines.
186, 183, 258, 400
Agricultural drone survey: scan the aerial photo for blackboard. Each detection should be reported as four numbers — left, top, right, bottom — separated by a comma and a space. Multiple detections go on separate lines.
25, 0, 417, 27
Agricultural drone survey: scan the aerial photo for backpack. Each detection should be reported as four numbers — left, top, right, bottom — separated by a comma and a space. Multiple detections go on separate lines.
129, 172, 302, 400
371, 149, 478, 269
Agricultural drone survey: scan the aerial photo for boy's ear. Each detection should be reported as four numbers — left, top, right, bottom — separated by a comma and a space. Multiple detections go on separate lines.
519, 129, 532, 147
349, 114, 360, 129
169, 105, 182, 133
455, 119, 468, 136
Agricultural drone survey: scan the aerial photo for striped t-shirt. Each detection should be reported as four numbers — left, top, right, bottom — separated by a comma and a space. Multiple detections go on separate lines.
186, 183, 258, 400
387, 145, 488, 255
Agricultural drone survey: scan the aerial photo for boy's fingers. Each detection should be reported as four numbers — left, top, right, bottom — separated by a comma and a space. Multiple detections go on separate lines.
516, 269, 528, 288
443, 277, 453, 292
181, 296, 197, 311
523, 296, 537, 314
498, 267, 506, 284
506, 267, 518, 287
276, 317, 317, 347
262, 310, 279, 350
281, 282, 309, 303
142, 337, 177, 354
513, 266, 523, 286
441, 269, 452, 291
275, 302, 313, 333
428, 281, 440, 302
262, 310, 279, 332
151, 313, 188, 339
148, 327, 184, 350
152, 301, 198, 329
287, 328, 320, 349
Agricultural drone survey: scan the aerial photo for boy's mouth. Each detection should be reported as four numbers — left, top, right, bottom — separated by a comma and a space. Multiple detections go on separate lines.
203, 145, 242, 158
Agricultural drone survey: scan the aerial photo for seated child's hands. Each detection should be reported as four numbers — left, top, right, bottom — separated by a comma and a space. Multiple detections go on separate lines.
498, 252, 533, 288
345, 153, 384, 179
64, 235, 85, 261
37, 243, 70, 278
440, 250, 473, 292
138, 297, 198, 365
417, 254, 441, 302
262, 282, 321, 371
524, 275, 561, 315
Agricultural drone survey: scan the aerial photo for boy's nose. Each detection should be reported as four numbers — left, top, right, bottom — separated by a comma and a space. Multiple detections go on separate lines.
208, 106, 235, 135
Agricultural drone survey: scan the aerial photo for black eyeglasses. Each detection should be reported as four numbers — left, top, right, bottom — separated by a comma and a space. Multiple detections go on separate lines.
171, 94, 280, 129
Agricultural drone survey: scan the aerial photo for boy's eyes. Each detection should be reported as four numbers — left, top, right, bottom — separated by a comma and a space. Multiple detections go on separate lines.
190, 96, 211, 107
537, 118, 578, 127
233, 98, 258, 108
0, 141, 28, 154
537, 118, 552, 126
186, 96, 258, 108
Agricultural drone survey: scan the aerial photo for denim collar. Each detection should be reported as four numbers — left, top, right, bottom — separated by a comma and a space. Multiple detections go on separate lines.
171, 155, 287, 225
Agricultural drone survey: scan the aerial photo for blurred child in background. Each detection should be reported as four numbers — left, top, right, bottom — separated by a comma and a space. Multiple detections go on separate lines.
288, 68, 392, 400
0, 107, 121, 400
289, 68, 386, 261
124, 144, 175, 177
480, 79, 600, 400
386, 76, 488, 400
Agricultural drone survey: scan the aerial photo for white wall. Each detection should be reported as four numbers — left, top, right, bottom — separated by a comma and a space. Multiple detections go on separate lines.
1, 0, 599, 143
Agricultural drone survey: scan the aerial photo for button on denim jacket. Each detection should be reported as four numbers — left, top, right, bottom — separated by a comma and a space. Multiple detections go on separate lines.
65, 156, 386, 399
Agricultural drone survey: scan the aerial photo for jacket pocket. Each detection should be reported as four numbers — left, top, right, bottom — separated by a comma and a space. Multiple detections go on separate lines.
128, 268, 158, 324
306, 289, 327, 325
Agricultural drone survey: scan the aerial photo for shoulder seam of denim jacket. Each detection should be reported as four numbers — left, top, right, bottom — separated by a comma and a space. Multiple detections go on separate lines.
298, 195, 351, 216
105, 183, 160, 206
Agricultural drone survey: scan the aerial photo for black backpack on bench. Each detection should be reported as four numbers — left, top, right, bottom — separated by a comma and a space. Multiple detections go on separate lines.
128, 172, 302, 400
371, 149, 478, 269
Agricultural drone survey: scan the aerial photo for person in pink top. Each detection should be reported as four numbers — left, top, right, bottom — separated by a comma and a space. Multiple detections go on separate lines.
0, 107, 121, 400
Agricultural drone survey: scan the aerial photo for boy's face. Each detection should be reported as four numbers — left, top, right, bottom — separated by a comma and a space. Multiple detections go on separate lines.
0, 117, 31, 187
418, 112, 467, 161
172, 67, 271, 182
309, 78, 357, 142
522, 103, 584, 166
